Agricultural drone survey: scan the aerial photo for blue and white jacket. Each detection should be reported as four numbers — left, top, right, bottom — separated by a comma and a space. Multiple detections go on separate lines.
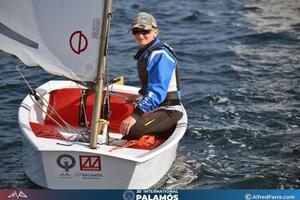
132, 38, 181, 119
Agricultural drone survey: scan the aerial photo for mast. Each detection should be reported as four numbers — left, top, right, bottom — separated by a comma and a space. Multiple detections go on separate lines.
89, 0, 113, 149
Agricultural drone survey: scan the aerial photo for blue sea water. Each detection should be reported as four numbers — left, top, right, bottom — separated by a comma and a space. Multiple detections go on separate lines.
0, 0, 300, 189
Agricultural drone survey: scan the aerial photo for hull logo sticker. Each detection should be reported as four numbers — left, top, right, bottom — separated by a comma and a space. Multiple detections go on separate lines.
79, 155, 101, 171
57, 154, 76, 172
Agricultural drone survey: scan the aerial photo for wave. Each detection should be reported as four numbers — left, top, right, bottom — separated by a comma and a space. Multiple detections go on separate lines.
241, 6, 263, 13
291, 23, 300, 31
153, 154, 199, 189
182, 10, 202, 22
230, 31, 299, 44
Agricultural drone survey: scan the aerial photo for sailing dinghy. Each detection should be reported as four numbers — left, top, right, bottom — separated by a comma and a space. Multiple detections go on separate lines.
0, 0, 187, 189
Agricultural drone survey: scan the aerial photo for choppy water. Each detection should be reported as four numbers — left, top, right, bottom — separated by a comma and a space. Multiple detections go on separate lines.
0, 0, 300, 189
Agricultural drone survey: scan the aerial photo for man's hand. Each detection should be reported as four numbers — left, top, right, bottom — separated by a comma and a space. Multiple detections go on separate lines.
125, 95, 141, 106
120, 116, 136, 135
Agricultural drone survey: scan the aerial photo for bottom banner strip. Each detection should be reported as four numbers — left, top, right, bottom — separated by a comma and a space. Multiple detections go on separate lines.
0, 189, 299, 200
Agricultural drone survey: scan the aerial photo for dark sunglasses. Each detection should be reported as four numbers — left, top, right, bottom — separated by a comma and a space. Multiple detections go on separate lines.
131, 29, 152, 35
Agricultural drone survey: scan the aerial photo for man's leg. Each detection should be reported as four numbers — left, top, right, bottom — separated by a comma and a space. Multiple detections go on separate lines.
123, 109, 183, 140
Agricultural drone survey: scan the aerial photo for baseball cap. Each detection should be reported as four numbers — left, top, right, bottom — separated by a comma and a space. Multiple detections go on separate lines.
130, 12, 157, 30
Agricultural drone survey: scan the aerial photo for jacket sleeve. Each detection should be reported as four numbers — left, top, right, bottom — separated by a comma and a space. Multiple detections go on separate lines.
131, 48, 177, 120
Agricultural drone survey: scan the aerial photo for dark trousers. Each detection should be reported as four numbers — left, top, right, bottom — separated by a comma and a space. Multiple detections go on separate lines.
123, 109, 183, 140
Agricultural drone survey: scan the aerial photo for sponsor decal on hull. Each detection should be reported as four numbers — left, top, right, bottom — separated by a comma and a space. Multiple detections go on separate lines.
79, 155, 101, 171
55, 154, 103, 180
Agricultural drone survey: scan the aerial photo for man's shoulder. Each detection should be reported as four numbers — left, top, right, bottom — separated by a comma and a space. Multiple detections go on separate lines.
151, 41, 177, 59
148, 48, 177, 64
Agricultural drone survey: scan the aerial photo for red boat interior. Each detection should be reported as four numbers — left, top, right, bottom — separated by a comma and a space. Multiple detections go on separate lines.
29, 88, 163, 150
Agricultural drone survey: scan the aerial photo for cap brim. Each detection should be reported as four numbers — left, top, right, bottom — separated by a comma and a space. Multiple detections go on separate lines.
129, 23, 153, 31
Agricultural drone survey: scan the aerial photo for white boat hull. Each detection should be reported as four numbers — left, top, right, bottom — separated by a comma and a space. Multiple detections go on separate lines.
23, 140, 178, 189
19, 80, 187, 189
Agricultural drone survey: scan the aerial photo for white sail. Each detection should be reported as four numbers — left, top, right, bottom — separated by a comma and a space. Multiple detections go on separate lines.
0, 0, 105, 81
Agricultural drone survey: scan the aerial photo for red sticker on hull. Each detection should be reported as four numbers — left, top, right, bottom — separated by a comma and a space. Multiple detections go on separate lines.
79, 155, 101, 171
